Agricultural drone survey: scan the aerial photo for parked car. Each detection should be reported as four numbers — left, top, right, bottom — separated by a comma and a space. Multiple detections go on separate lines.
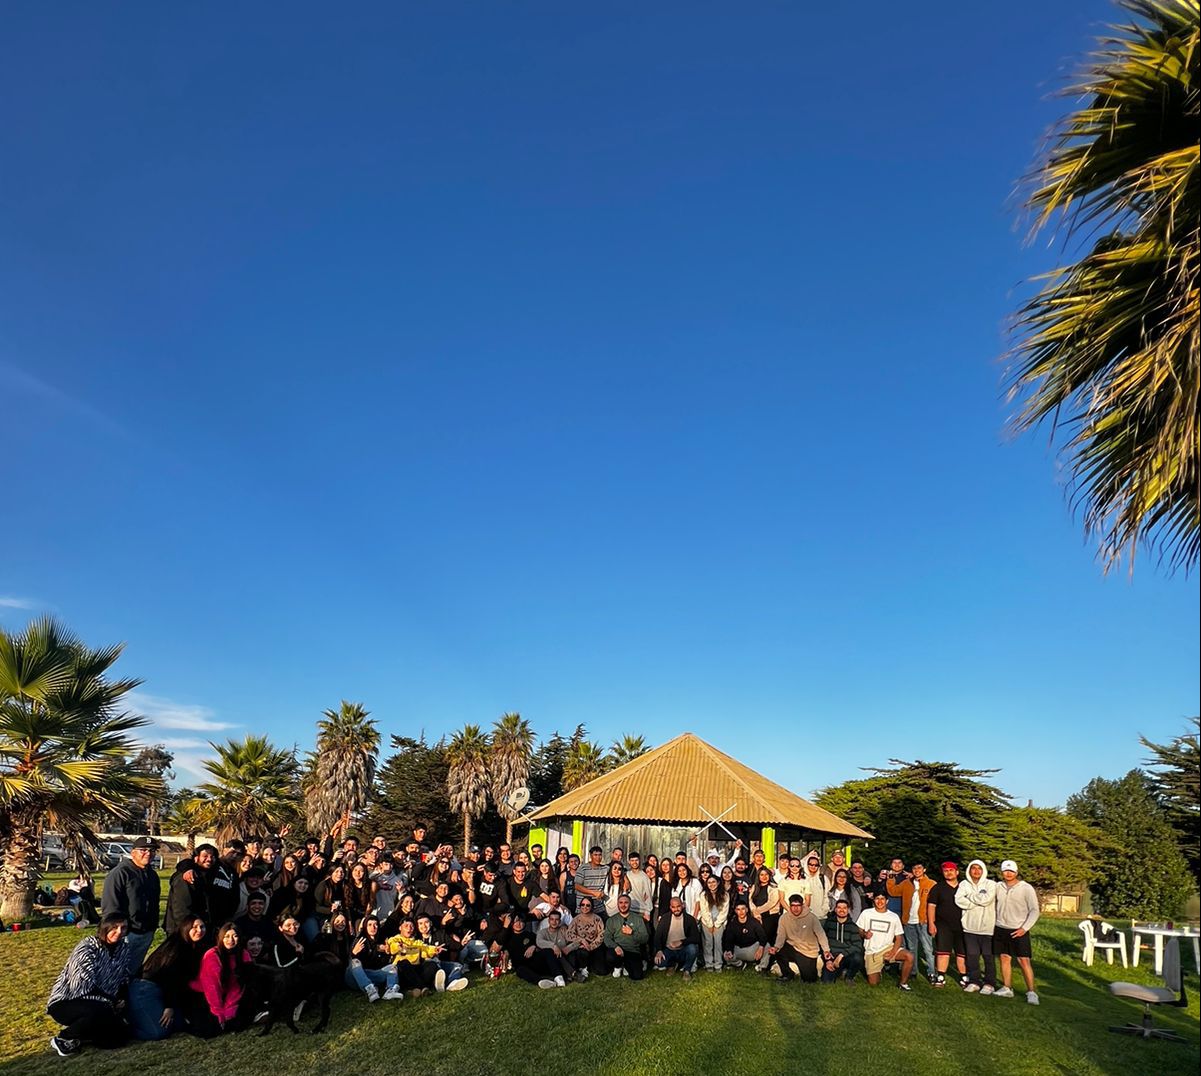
97, 841, 163, 870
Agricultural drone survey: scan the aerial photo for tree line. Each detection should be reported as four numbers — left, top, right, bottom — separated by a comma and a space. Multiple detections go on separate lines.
2, 615, 1196, 925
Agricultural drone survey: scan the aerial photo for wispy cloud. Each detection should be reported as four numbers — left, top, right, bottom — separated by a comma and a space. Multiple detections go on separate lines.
129, 692, 237, 733
0, 361, 134, 442
0, 596, 41, 610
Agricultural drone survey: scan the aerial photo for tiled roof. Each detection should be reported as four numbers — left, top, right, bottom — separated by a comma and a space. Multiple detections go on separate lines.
530, 732, 872, 839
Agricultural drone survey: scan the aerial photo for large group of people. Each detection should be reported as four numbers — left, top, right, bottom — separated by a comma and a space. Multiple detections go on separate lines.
45, 824, 1042, 1057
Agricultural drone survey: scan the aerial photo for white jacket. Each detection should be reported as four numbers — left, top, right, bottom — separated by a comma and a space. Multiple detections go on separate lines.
955, 860, 997, 935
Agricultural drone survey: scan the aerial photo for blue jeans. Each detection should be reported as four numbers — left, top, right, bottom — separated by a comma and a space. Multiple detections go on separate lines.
345, 960, 399, 995
459, 939, 488, 965
821, 951, 864, 982
435, 959, 465, 984
125, 930, 157, 973
127, 979, 182, 1040
904, 922, 935, 977
657, 944, 698, 973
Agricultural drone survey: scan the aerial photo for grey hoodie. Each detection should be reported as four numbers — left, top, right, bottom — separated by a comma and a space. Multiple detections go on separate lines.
954, 859, 997, 935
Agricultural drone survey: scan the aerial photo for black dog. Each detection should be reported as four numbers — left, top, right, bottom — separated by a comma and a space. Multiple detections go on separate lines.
246, 954, 343, 1036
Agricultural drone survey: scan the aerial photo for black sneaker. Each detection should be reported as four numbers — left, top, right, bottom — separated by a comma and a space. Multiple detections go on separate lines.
50, 1036, 80, 1057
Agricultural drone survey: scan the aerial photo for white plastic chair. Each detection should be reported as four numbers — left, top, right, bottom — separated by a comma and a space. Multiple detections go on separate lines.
1080, 919, 1128, 967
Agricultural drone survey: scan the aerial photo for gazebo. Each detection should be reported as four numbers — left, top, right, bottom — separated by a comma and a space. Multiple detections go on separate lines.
527, 732, 872, 868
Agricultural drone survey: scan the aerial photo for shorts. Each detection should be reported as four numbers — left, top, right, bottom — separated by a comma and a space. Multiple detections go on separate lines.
993, 927, 1032, 959
934, 920, 965, 957
864, 949, 890, 975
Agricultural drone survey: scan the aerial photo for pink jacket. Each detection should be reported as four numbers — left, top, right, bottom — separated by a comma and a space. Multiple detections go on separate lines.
190, 947, 249, 1024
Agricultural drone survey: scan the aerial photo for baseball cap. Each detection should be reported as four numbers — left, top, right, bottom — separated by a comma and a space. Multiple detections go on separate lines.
1000, 859, 1018, 873
131, 836, 158, 850
941, 861, 958, 871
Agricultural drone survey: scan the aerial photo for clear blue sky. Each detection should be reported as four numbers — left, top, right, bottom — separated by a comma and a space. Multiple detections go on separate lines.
2, 2, 1196, 806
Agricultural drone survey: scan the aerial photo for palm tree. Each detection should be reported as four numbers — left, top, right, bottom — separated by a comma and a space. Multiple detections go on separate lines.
303, 701, 380, 834
1008, 0, 1199, 573
609, 734, 650, 768
445, 724, 490, 851
194, 735, 299, 844
562, 741, 608, 792
0, 617, 153, 920
489, 712, 534, 842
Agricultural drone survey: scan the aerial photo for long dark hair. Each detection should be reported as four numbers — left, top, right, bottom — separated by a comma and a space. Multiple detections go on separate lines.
143, 915, 205, 980
213, 920, 242, 991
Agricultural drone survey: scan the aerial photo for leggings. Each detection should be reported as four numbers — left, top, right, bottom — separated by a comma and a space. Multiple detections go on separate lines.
47, 999, 129, 1048
964, 932, 995, 986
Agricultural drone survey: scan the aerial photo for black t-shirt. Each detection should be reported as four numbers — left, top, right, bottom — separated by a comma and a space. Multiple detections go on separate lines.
928, 880, 962, 925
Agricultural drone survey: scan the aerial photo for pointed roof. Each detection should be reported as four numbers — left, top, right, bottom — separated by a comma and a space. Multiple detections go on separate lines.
531, 732, 872, 839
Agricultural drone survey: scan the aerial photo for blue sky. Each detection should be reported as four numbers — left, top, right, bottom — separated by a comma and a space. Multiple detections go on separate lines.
2, 2, 1196, 804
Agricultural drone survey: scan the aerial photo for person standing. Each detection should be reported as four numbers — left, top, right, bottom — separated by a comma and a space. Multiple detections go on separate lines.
927, 861, 968, 988
887, 861, 936, 980
993, 859, 1040, 1004
162, 847, 214, 935
100, 837, 161, 972
955, 859, 998, 994
575, 847, 609, 920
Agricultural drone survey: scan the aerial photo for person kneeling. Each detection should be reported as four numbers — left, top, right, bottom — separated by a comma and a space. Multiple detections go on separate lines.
857, 893, 914, 990
653, 897, 700, 979
603, 894, 649, 980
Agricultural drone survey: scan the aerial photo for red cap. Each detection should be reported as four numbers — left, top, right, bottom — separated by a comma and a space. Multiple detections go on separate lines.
941, 861, 958, 871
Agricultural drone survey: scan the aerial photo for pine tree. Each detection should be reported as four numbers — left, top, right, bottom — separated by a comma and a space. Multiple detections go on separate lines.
1140, 717, 1200, 878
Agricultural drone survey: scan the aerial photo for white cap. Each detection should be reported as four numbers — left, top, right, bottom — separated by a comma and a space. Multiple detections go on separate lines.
1000, 859, 1018, 873
706, 851, 721, 860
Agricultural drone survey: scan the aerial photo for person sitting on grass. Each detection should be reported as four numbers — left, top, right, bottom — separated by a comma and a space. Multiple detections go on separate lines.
386, 917, 454, 993
722, 900, 768, 970
534, 909, 577, 987
47, 913, 134, 1057
189, 921, 258, 1034
415, 914, 469, 990
496, 911, 550, 986
770, 893, 831, 983
345, 915, 405, 1001
652, 896, 700, 979
604, 893, 649, 979
822, 898, 865, 983
130, 915, 209, 1041
856, 892, 913, 991
564, 896, 606, 979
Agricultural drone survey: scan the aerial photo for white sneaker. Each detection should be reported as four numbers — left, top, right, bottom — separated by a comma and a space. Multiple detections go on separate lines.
980, 984, 995, 996
446, 977, 468, 992
1026, 991, 1040, 1005
382, 987, 404, 1001
579, 968, 589, 981
554, 975, 566, 987
434, 969, 447, 992
292, 1000, 306, 1022
612, 968, 623, 978
538, 978, 556, 989
364, 984, 380, 1003
994, 986, 1015, 998
964, 982, 980, 993
621, 967, 629, 977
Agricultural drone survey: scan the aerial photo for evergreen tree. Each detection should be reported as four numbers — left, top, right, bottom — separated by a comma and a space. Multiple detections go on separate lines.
1140, 717, 1200, 879
1066, 769, 1193, 918
528, 728, 577, 806
360, 735, 456, 845
985, 806, 1104, 894
815, 760, 1011, 869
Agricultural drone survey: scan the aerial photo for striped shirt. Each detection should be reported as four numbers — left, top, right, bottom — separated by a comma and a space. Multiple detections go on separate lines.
47, 936, 131, 1007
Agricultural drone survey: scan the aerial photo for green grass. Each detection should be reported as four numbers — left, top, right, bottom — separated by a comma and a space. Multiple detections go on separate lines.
1, 912, 1196, 1076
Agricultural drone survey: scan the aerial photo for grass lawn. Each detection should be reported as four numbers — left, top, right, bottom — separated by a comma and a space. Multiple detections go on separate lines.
1, 893, 1196, 1076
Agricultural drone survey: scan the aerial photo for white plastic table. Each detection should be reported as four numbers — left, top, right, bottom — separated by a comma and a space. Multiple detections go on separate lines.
1130, 925, 1201, 975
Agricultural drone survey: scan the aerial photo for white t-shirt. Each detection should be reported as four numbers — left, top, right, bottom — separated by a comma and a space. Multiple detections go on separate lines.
857, 908, 903, 955
907, 886, 921, 925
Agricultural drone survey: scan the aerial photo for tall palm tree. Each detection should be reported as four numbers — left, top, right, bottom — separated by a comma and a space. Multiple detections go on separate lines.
445, 724, 490, 851
489, 712, 534, 842
1009, 0, 1199, 573
562, 741, 608, 792
194, 735, 299, 844
303, 701, 380, 834
0, 617, 153, 920
609, 734, 650, 768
